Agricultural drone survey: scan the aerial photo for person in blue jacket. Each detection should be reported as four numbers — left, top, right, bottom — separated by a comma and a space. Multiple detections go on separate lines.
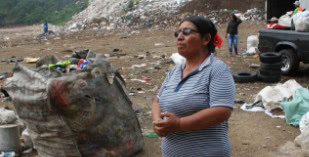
43, 22, 48, 34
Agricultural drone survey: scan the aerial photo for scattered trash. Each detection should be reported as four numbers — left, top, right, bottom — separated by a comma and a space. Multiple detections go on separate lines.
130, 79, 146, 83
24, 57, 40, 63
113, 48, 121, 52
240, 103, 285, 119
131, 63, 147, 69
20, 129, 33, 149
249, 63, 260, 69
225, 60, 232, 64
0, 108, 17, 125
170, 53, 185, 65
0, 73, 10, 80
154, 66, 161, 70
22, 148, 33, 154
1, 58, 23, 63
143, 78, 151, 81
0, 152, 16, 157
48, 60, 71, 72
154, 43, 164, 46
143, 132, 159, 138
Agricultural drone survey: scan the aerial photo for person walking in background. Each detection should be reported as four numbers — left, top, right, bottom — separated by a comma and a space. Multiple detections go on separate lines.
291, 1, 303, 30
225, 14, 242, 56
43, 22, 48, 34
293, 1, 303, 15
152, 16, 234, 157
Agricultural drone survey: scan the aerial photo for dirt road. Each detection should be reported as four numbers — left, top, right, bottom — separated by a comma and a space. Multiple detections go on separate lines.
0, 22, 308, 156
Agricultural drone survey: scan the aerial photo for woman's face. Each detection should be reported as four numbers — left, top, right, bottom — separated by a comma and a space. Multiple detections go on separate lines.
176, 21, 209, 58
230, 15, 234, 21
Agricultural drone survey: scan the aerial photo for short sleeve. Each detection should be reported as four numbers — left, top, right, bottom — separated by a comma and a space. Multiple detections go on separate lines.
157, 67, 177, 99
209, 63, 235, 108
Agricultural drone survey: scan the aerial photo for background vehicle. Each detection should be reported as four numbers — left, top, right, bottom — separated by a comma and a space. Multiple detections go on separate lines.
258, 29, 309, 75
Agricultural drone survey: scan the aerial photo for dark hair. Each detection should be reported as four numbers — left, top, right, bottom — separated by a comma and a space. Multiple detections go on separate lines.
182, 16, 217, 53
231, 14, 237, 21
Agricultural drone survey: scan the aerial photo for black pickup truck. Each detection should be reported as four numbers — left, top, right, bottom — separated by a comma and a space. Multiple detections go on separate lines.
258, 29, 309, 75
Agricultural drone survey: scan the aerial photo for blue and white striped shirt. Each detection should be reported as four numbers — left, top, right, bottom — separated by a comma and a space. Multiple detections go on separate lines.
157, 53, 235, 157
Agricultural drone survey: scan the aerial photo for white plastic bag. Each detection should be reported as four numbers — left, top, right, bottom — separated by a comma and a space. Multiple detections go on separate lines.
294, 11, 309, 32
295, 126, 309, 155
247, 47, 257, 55
247, 35, 259, 51
300, 112, 309, 133
0, 108, 17, 125
170, 53, 186, 65
278, 12, 293, 27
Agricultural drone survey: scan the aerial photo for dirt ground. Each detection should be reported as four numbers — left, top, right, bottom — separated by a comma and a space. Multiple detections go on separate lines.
0, 22, 308, 157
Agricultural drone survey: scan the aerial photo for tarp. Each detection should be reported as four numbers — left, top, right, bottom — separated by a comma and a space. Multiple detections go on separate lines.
281, 88, 309, 127
4, 53, 143, 157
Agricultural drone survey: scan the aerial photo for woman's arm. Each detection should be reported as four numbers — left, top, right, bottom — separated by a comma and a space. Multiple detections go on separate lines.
180, 106, 232, 131
152, 98, 169, 137
152, 98, 162, 122
153, 106, 232, 134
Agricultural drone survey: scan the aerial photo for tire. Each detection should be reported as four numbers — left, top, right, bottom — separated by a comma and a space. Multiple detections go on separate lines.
280, 49, 299, 75
259, 69, 281, 76
232, 72, 257, 83
260, 62, 282, 71
258, 73, 281, 83
260, 52, 281, 63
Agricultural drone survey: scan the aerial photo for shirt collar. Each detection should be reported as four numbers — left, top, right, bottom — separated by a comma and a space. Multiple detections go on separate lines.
180, 53, 213, 70
198, 53, 213, 71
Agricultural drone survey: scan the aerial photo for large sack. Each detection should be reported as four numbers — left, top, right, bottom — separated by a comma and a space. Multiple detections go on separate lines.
295, 125, 309, 156
278, 11, 293, 27
293, 11, 309, 32
4, 53, 143, 157
246, 35, 258, 51
254, 79, 302, 112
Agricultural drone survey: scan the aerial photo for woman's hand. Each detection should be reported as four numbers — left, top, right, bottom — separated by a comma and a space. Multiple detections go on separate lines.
153, 112, 181, 137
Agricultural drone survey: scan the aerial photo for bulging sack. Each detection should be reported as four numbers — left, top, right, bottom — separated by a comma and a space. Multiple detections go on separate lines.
4, 53, 143, 157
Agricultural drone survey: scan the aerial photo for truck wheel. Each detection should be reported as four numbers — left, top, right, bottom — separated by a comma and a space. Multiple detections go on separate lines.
260, 52, 281, 63
280, 49, 299, 75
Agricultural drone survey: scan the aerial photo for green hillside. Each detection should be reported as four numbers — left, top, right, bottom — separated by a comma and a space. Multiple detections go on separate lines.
0, 0, 88, 26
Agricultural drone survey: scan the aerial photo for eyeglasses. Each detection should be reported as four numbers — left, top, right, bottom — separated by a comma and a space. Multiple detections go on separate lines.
174, 28, 199, 38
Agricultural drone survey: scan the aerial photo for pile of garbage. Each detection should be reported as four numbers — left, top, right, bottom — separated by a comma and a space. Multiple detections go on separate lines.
64, 0, 265, 31
277, 10, 309, 32
240, 79, 309, 155
4, 50, 144, 157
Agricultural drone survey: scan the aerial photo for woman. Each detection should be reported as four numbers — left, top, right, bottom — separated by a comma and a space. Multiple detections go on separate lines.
225, 14, 242, 56
152, 16, 235, 157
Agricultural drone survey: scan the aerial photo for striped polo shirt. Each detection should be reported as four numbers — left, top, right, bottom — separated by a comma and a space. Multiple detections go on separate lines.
157, 53, 235, 157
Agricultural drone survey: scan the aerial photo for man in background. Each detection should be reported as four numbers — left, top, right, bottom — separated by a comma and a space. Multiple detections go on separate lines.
293, 1, 303, 15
